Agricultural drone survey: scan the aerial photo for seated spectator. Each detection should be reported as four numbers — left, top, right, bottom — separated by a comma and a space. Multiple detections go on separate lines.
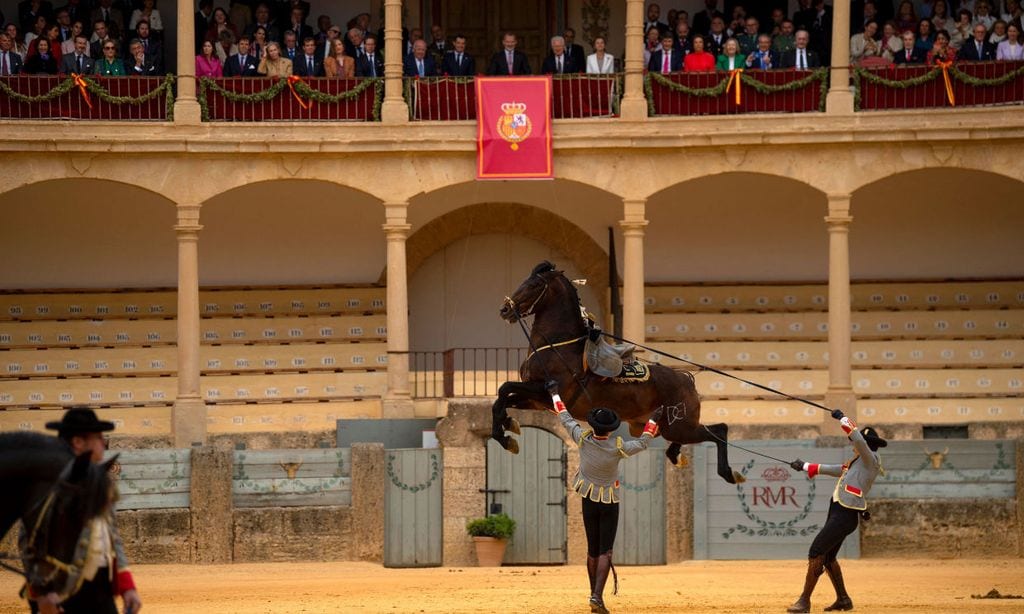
441, 34, 475, 76
894, 31, 926, 62
323, 38, 353, 78
683, 34, 716, 71
292, 35, 323, 76
952, 9, 974, 48
343, 27, 364, 59
60, 34, 93, 73
132, 20, 162, 70
773, 19, 796, 53
314, 14, 331, 45
404, 27, 423, 56
257, 41, 291, 77
486, 32, 530, 75
215, 29, 238, 62
648, 33, 683, 73
89, 20, 116, 57
851, 20, 883, 61
315, 25, 341, 63
642, 26, 661, 67
404, 38, 437, 77
996, 22, 1024, 59
355, 34, 383, 76
125, 38, 159, 75
896, 1, 918, 32
541, 35, 579, 74
586, 36, 615, 74
28, 23, 62, 66
251, 24, 268, 59
24, 36, 58, 73
90, 0, 124, 39
281, 30, 299, 61
880, 21, 904, 60
716, 37, 744, 70
673, 22, 693, 55
25, 14, 47, 48
129, 0, 162, 36
0, 32, 25, 74
958, 22, 997, 59
973, 1, 996, 30
780, 29, 821, 68
196, 39, 222, 77
916, 18, 937, 51
6, 23, 29, 59
206, 8, 239, 45
988, 19, 1008, 43
707, 16, 728, 55
727, 4, 747, 38
222, 35, 259, 76
927, 30, 958, 62
60, 20, 85, 57
746, 34, 779, 69
931, 1, 955, 36
1003, 0, 1023, 23
93, 38, 125, 75
769, 7, 787, 36
736, 16, 760, 55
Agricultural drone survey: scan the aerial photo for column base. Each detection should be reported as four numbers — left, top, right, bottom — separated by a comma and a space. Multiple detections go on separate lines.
822, 389, 857, 437
173, 99, 203, 125
172, 396, 208, 447
619, 95, 649, 121
826, 89, 855, 115
382, 396, 415, 419
380, 100, 409, 124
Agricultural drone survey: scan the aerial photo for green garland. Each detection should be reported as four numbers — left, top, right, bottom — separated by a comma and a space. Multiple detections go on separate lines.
852, 63, 1024, 110
645, 69, 829, 115
0, 73, 176, 120
198, 76, 383, 121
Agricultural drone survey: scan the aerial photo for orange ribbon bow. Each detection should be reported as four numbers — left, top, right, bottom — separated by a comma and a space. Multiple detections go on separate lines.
936, 60, 955, 107
726, 68, 744, 105
72, 73, 92, 109
287, 74, 311, 109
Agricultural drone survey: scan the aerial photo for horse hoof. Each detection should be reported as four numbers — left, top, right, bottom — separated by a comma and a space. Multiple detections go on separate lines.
732, 470, 746, 484
506, 438, 520, 455
504, 417, 521, 435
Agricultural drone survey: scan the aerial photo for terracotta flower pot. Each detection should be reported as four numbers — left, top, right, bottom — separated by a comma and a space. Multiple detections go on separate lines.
472, 536, 508, 567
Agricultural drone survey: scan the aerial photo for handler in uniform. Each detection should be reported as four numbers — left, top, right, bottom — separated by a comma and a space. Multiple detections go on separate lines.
786, 410, 887, 613
26, 408, 142, 614
546, 381, 660, 614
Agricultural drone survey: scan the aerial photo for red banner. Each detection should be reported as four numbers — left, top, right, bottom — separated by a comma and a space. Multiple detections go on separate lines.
476, 76, 552, 179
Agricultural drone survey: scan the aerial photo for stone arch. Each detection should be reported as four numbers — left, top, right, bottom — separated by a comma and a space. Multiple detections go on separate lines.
0, 177, 177, 208
199, 178, 382, 208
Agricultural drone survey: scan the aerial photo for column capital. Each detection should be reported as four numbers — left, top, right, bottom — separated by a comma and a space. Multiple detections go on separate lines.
825, 215, 853, 228
175, 203, 203, 233
621, 197, 647, 222
383, 223, 412, 238
618, 219, 649, 234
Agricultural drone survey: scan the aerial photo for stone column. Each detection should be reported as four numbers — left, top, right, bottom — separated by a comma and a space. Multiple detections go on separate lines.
380, 0, 409, 123
383, 201, 413, 418
826, 0, 854, 114
824, 194, 855, 427
173, 204, 207, 447
619, 199, 648, 343
174, 0, 202, 124
619, 0, 648, 120
189, 447, 233, 563
351, 443, 386, 563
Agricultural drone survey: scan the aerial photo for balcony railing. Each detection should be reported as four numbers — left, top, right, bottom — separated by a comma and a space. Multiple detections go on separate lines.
197, 76, 382, 121
853, 61, 1024, 111
645, 68, 829, 116
408, 347, 528, 399
403, 73, 623, 121
0, 75, 174, 120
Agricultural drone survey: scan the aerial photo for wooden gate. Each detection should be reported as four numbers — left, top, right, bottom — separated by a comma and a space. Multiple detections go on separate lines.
693, 441, 858, 560
615, 441, 667, 565
384, 448, 444, 567
486, 426, 567, 564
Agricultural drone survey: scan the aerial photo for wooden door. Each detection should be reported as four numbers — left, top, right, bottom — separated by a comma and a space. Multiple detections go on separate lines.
441, 1, 551, 74
615, 446, 667, 565
384, 448, 444, 567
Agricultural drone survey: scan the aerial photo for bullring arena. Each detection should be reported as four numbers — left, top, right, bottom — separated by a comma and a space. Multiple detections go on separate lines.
1, 0, 1023, 612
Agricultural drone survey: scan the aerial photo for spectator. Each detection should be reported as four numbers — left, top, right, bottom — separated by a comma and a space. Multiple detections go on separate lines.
716, 37, 744, 70
958, 22, 997, 57
255, 40, 290, 77
404, 27, 424, 56
988, 19, 1009, 43
291, 36, 323, 76
90, 0, 123, 38
770, 7, 787, 36
737, 16, 760, 55
808, 0, 833, 59
586, 36, 615, 74
354, 33, 383, 77
852, 20, 883, 61
286, 6, 312, 43
343, 27, 364, 59
563, 27, 586, 67
916, 18, 937, 51
996, 22, 1024, 57
246, 4, 279, 43
281, 0, 310, 25
677, 10, 690, 27
89, 19, 116, 57
794, 0, 816, 32
251, 24, 268, 59
229, 0, 253, 37
125, 37, 158, 75
441, 34, 475, 76
93, 37, 124, 75
129, 0, 162, 37
952, 9, 974, 47
25, 14, 47, 47
896, 1, 918, 31
6, 23, 29, 59
59, 33, 93, 73
194, 0, 213, 54
645, 2, 669, 37
683, 33, 715, 70
486, 32, 530, 75
24, 35, 57, 73
541, 35, 578, 74
855, 1, 879, 34
18, 0, 52, 36
727, 4, 747, 37
927, 29, 958, 61
894, 30, 927, 62
673, 21, 694, 54
28, 22, 62, 65
780, 29, 821, 67
648, 33, 682, 73
707, 16, 728, 55
54, 8, 71, 42
693, 0, 725, 37
667, 9, 679, 32
1002, 0, 1023, 24
974, 1, 996, 29
132, 20, 162, 70
60, 20, 85, 56
773, 19, 797, 53
642, 26, 661, 66
282, 30, 298, 61
0, 32, 25, 74
403, 38, 436, 77
223, 35, 258, 76
931, 0, 955, 34
314, 14, 331, 45
880, 21, 904, 59
215, 29, 237, 63
428, 24, 448, 64
315, 25, 341, 63
195, 39, 222, 77
747, 33, 780, 69
323, 38, 353, 78
205, 8, 238, 45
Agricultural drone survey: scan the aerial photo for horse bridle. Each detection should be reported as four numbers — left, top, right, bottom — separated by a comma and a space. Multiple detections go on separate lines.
503, 270, 552, 319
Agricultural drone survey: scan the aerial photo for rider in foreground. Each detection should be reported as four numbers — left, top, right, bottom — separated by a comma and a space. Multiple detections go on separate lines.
28, 408, 142, 614
546, 381, 661, 614
786, 410, 887, 613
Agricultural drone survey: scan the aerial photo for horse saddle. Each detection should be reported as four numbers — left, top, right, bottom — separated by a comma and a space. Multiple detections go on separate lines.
585, 336, 636, 378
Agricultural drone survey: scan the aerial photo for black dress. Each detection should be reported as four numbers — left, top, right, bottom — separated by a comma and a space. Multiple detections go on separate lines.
24, 54, 58, 75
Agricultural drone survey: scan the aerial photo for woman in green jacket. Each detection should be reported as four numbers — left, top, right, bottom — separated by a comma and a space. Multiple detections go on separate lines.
715, 37, 744, 71
93, 40, 126, 76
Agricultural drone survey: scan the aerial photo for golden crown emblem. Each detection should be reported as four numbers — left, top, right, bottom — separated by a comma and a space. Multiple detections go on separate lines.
496, 101, 532, 151
501, 102, 527, 115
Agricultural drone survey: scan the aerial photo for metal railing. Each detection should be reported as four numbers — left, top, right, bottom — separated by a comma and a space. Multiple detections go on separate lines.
0, 74, 174, 120
408, 347, 529, 399
198, 76, 382, 122
645, 68, 829, 116
853, 60, 1024, 111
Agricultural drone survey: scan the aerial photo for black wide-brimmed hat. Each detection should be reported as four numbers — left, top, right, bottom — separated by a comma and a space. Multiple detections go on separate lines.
45, 407, 115, 435
587, 407, 621, 433
860, 426, 888, 448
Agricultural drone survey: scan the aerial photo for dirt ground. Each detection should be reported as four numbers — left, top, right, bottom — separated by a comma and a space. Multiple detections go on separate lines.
1, 558, 1021, 614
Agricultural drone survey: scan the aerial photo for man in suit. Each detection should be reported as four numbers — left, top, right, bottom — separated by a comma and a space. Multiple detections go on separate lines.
223, 36, 260, 76
355, 34, 384, 77
893, 31, 926, 64
648, 33, 683, 73
282, 30, 299, 61
0, 32, 25, 75
706, 16, 728, 56
195, 0, 213, 54
487, 31, 531, 75
89, 0, 122, 36
562, 27, 586, 68
292, 36, 324, 76
60, 34, 94, 73
644, 2, 669, 37
807, 0, 832, 62
692, 0, 725, 36
673, 21, 694, 55
428, 24, 448, 65
278, 0, 309, 25
343, 27, 364, 59
441, 34, 475, 76
285, 6, 312, 45
89, 18, 113, 57
58, 0, 90, 30
541, 35, 579, 74
132, 20, 162, 71
780, 29, 821, 68
403, 39, 438, 77
957, 23, 997, 61
247, 3, 281, 44
315, 25, 340, 63
737, 17, 761, 56
126, 38, 160, 76
55, 8, 74, 42
745, 34, 780, 69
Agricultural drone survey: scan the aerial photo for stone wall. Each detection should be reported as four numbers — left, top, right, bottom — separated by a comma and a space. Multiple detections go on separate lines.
117, 509, 191, 564
861, 499, 1018, 558
233, 507, 353, 562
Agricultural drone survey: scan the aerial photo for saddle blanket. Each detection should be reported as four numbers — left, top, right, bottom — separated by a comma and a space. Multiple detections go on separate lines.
612, 360, 651, 383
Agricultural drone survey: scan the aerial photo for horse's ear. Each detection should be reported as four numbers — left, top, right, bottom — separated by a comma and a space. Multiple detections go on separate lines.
70, 451, 92, 483
531, 261, 555, 276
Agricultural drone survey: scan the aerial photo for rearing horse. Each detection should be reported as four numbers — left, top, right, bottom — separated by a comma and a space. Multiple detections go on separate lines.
493, 261, 744, 484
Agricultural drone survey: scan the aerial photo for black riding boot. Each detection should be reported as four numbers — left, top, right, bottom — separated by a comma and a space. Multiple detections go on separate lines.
787, 555, 825, 613
587, 555, 598, 594
823, 560, 854, 611
590, 552, 612, 614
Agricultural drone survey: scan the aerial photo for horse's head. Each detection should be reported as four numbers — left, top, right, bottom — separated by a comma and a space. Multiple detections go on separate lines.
500, 261, 563, 322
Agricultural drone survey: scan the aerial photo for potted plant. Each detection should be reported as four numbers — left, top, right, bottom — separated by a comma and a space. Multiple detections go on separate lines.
465, 513, 516, 567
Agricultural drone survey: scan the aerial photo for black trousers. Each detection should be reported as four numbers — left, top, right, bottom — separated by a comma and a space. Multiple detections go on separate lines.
29, 569, 118, 614
582, 497, 619, 557
808, 501, 861, 562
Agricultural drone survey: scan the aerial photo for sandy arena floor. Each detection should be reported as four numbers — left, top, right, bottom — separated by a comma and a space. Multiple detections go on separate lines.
1, 558, 1021, 613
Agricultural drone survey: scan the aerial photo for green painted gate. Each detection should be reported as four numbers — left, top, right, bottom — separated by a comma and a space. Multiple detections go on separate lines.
384, 448, 444, 567
486, 427, 567, 564
615, 440, 667, 565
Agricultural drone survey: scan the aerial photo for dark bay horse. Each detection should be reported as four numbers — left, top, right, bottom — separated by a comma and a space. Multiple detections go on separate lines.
1, 432, 116, 598
493, 261, 743, 484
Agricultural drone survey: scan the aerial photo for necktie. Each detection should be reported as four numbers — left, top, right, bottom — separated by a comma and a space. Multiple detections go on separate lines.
456, 53, 462, 66
143, 39, 148, 52
307, 57, 313, 74
556, 56, 562, 73
906, 50, 911, 61
1, 53, 7, 76
369, 54, 375, 76
507, 51, 513, 74
799, 50, 805, 69
662, 52, 669, 73
417, 58, 424, 76
77, 54, 83, 73
241, 55, 246, 72
977, 42, 983, 57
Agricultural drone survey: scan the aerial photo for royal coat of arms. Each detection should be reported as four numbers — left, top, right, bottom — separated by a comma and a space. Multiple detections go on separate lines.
496, 102, 532, 150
